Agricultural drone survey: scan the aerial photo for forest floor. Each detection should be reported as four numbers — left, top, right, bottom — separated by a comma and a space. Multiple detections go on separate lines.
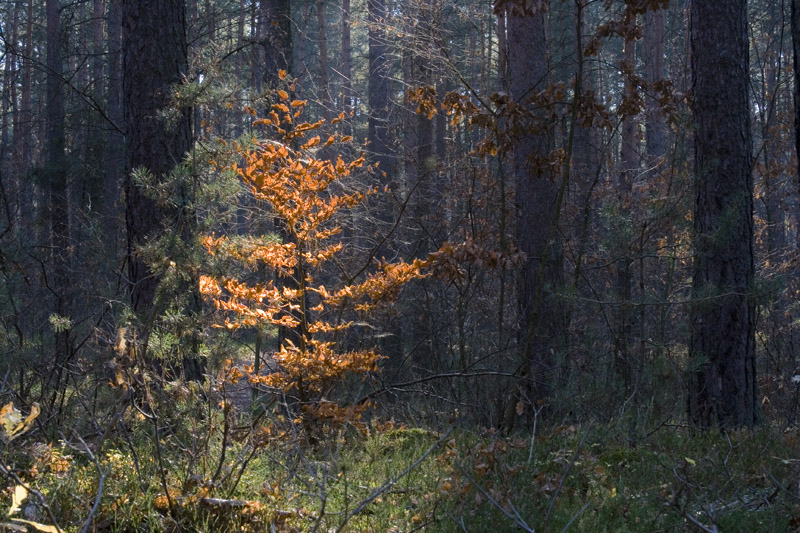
4, 405, 800, 532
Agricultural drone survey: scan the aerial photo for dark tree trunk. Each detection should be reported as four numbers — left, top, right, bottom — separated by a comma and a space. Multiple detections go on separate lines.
250, 0, 262, 96
315, 0, 333, 123
688, 0, 757, 428
123, 0, 203, 380
261, 0, 292, 87
644, 6, 666, 167
16, 0, 33, 226
497, 7, 508, 90
508, 0, 564, 410
259, 0, 299, 360
105, 0, 124, 241
45, 0, 71, 410
0, 2, 21, 227
793, 0, 800, 211
368, 0, 394, 185
1, 1, 19, 232
615, 28, 637, 394
340, 0, 353, 137
123, 0, 192, 313
86, 0, 106, 212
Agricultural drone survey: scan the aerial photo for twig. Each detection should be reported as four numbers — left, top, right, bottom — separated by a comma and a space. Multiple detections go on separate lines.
561, 500, 591, 532
335, 426, 453, 532
0, 463, 63, 533
545, 427, 589, 524
528, 403, 544, 465
454, 462, 534, 532
69, 433, 108, 533
681, 509, 718, 533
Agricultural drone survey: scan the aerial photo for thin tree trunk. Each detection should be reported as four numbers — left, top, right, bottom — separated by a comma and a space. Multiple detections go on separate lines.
615, 28, 637, 395
497, 7, 507, 90
793, 0, 800, 216
644, 6, 666, 167
16, 0, 33, 225
46, 0, 71, 411
315, 0, 333, 123
368, 0, 394, 223
105, 0, 124, 243
340, 0, 352, 137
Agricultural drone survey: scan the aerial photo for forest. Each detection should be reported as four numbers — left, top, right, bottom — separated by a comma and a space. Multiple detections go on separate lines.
0, 0, 799, 530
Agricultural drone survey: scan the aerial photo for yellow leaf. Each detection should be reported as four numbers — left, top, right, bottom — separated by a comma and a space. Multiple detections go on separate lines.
277, 89, 289, 101
684, 457, 696, 466
8, 485, 27, 516
10, 519, 60, 533
278, 69, 287, 80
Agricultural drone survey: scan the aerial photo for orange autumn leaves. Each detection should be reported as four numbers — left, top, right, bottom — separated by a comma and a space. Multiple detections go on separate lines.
199, 97, 428, 397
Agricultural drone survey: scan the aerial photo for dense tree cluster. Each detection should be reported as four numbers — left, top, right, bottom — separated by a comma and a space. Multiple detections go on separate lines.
0, 0, 797, 441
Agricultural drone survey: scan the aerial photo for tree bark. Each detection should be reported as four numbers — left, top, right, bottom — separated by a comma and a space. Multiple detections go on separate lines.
793, 0, 800, 210
46, 0, 71, 406
105, 0, 124, 241
261, 0, 292, 87
340, 0, 353, 137
16, 0, 33, 226
643, 6, 666, 167
315, 0, 333, 123
508, 0, 564, 410
122, 0, 192, 312
688, 0, 757, 427
614, 26, 637, 394
368, 0, 394, 183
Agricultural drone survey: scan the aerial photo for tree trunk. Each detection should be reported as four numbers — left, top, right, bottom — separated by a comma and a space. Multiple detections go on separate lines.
105, 0, 124, 243
644, 6, 666, 167
497, 7, 507, 90
261, 0, 292, 87
86, 0, 105, 212
508, 0, 564, 412
340, 0, 352, 138
614, 27, 637, 394
45, 0, 72, 409
122, 0, 192, 311
315, 0, 333, 123
16, 0, 33, 226
251, 0, 262, 97
0, 1, 19, 232
368, 0, 394, 184
688, 0, 757, 428
123, 0, 203, 380
793, 0, 800, 213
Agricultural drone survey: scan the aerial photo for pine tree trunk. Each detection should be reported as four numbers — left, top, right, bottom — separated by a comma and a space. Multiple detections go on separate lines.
793, 0, 800, 218
105, 0, 124, 242
340, 0, 353, 138
261, 0, 292, 87
46, 0, 71, 408
508, 0, 564, 415
122, 0, 192, 310
643, 7, 666, 166
688, 0, 758, 428
368, 0, 394, 184
315, 0, 333, 123
614, 28, 637, 394
16, 0, 33, 226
